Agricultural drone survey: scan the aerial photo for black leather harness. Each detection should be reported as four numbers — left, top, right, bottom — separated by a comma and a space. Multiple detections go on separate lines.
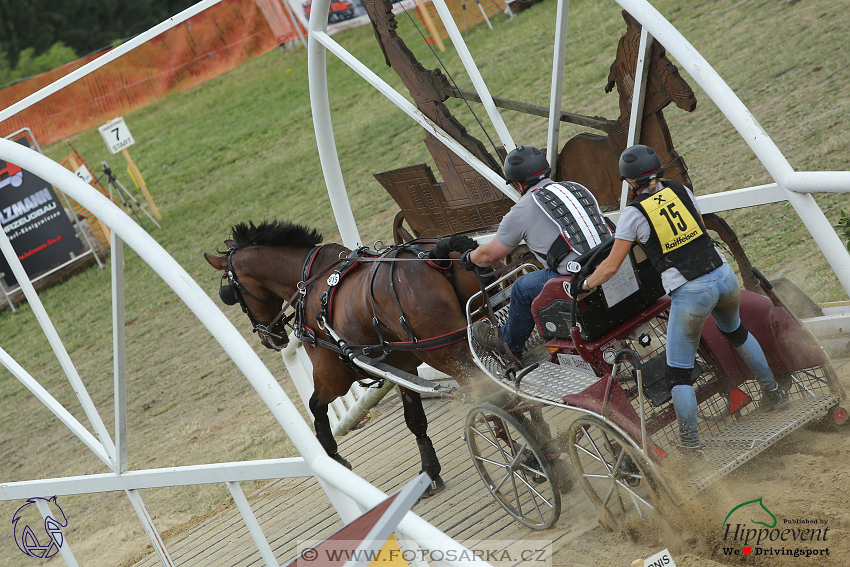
289, 242, 468, 383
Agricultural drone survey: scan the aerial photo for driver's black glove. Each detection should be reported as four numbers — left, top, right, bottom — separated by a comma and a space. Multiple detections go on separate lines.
430, 237, 454, 260
429, 234, 478, 260
449, 234, 478, 254
460, 249, 477, 271
569, 277, 587, 298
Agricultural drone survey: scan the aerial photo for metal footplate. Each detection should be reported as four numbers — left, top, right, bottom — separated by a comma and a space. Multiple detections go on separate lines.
349, 355, 445, 395
683, 393, 841, 493
511, 361, 601, 404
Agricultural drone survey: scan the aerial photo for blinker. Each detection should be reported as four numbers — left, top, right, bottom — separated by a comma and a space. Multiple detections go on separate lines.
219, 284, 238, 305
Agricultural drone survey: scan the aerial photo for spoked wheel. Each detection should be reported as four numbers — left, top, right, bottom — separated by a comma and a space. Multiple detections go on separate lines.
568, 416, 662, 531
465, 403, 561, 530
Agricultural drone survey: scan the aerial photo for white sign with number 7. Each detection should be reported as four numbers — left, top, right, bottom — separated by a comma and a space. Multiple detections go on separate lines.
98, 117, 135, 154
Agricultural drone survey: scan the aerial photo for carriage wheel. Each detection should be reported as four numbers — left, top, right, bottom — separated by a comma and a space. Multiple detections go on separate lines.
465, 403, 561, 530
568, 416, 662, 531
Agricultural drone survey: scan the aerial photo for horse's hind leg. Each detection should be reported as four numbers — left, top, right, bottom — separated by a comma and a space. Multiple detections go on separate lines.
400, 387, 445, 497
308, 392, 352, 469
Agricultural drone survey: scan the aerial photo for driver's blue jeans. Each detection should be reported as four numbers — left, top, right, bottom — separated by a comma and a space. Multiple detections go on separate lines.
667, 262, 778, 447
500, 268, 558, 353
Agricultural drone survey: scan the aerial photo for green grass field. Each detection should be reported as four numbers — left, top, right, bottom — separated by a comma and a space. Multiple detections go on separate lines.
1, 0, 849, 565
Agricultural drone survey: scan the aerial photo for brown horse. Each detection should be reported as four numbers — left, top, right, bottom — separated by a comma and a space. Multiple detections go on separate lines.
205, 220, 482, 495
556, 10, 697, 209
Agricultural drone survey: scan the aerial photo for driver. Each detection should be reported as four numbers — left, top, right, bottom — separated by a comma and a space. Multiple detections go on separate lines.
580, 144, 790, 455
457, 145, 611, 360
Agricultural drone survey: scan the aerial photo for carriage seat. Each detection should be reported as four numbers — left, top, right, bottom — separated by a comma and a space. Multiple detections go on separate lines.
531, 241, 666, 342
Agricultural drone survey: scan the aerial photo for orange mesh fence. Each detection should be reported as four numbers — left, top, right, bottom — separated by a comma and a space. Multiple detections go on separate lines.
58, 149, 114, 248
415, 0, 507, 43
0, 0, 306, 145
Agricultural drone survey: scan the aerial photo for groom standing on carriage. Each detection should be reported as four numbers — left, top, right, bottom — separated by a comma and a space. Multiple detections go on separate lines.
436, 145, 611, 361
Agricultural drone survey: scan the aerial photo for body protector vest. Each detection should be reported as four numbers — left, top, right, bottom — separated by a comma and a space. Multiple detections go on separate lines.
531, 182, 612, 273
629, 180, 722, 280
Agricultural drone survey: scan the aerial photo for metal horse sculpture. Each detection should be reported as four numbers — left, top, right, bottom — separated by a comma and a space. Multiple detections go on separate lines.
205, 221, 481, 495
555, 10, 696, 209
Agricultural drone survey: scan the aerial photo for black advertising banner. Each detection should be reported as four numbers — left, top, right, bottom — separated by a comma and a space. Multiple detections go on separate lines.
0, 136, 83, 286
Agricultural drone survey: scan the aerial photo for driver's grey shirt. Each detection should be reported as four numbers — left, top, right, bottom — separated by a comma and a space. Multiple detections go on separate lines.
495, 178, 603, 274
615, 182, 727, 293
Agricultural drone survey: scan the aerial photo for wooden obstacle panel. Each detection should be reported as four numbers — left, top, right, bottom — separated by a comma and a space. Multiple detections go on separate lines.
375, 163, 513, 242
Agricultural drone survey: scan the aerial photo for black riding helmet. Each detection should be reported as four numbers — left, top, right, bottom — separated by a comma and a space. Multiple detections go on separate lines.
503, 145, 551, 188
619, 144, 663, 187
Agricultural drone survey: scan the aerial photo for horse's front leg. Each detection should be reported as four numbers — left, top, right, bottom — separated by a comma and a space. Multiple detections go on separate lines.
308, 391, 352, 469
400, 386, 445, 497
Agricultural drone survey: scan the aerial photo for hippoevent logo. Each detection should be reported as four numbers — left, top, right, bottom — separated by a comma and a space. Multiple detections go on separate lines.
720, 497, 830, 559
12, 496, 68, 559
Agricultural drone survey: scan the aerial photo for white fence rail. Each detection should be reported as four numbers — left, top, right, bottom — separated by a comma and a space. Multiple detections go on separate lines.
0, 139, 491, 567
2, 0, 850, 565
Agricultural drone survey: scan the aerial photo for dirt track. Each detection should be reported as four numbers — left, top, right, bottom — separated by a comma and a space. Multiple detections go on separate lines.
552, 355, 850, 567
109, 352, 850, 567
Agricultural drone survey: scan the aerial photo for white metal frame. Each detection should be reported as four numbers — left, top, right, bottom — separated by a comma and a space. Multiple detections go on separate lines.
0, 4, 492, 567
0, 138, 491, 567
305, 0, 850, 294
3, 0, 850, 564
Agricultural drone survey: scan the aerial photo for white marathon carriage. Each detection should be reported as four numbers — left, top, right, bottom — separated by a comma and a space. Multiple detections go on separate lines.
462, 237, 846, 529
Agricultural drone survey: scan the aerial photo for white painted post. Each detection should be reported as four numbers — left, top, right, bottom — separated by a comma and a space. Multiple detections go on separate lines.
620, 25, 652, 210
307, 0, 363, 250
0, 347, 111, 464
431, 0, 515, 153
113, 235, 128, 473
35, 498, 79, 567
546, 0, 570, 177
226, 481, 281, 567
0, 220, 116, 465
124, 489, 176, 567
311, 32, 521, 203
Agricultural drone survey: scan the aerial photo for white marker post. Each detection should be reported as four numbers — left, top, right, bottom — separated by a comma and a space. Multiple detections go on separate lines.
98, 117, 162, 221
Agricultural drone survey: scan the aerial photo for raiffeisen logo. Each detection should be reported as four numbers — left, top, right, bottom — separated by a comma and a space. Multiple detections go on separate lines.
720, 497, 831, 559
0, 160, 23, 190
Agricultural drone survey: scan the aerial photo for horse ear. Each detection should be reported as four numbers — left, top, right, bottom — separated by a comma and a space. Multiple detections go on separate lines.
224, 239, 236, 249
205, 252, 227, 271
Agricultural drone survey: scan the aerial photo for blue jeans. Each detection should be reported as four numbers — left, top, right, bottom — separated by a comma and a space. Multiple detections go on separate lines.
667, 262, 777, 446
500, 268, 558, 353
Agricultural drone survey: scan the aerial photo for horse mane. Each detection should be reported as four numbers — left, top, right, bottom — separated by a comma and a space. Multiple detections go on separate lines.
229, 220, 324, 250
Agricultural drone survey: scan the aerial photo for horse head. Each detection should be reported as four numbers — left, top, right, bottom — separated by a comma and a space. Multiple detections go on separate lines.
606, 11, 697, 123
205, 221, 323, 351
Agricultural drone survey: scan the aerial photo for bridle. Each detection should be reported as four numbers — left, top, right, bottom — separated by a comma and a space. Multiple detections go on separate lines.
220, 248, 291, 344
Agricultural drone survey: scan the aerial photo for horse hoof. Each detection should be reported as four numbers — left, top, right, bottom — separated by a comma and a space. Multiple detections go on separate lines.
420, 475, 446, 498
332, 453, 352, 470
